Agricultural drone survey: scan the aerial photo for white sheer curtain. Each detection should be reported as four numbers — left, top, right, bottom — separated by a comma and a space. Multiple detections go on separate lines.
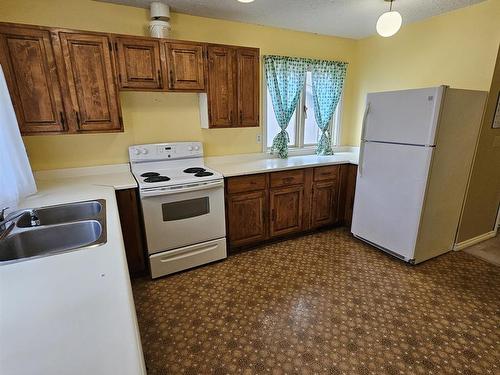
0, 65, 37, 210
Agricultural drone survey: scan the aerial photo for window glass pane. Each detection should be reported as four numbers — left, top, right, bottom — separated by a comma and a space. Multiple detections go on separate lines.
304, 72, 322, 145
266, 88, 296, 148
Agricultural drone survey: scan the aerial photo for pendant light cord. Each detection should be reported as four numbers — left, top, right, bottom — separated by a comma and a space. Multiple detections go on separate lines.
390, 0, 393, 11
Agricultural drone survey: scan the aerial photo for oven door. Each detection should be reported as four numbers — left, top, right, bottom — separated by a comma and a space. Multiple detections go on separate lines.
140, 180, 226, 254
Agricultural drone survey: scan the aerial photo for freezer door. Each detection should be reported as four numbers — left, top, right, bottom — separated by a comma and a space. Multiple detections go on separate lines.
352, 141, 433, 260
364, 87, 444, 145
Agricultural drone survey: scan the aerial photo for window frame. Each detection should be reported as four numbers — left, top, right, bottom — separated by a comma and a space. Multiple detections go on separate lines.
262, 70, 343, 154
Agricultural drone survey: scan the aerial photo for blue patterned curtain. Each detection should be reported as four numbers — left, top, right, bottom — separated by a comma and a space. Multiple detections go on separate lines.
311, 60, 347, 155
264, 56, 308, 158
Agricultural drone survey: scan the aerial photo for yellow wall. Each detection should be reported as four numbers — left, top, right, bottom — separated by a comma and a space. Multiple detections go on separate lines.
0, 0, 358, 170
352, 0, 500, 144
1, 0, 499, 186
457, 46, 500, 242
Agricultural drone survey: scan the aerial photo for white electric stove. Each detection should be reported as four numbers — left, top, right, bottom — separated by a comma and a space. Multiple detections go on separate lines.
129, 142, 226, 278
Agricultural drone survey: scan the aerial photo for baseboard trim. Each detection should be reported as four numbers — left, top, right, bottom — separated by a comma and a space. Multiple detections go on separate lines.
453, 231, 497, 251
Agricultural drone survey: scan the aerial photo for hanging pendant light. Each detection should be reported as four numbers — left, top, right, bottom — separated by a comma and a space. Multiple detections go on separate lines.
376, 0, 402, 37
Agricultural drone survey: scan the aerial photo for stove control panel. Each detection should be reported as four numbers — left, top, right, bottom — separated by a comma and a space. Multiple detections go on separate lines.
129, 142, 204, 162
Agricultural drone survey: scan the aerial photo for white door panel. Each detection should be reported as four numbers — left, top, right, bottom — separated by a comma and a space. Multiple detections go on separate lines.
352, 142, 433, 260
364, 87, 444, 145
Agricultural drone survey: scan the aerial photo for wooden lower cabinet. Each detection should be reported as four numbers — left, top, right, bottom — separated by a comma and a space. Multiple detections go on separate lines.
342, 165, 358, 227
311, 180, 338, 228
270, 185, 304, 237
226, 190, 268, 247
225, 164, 356, 251
115, 188, 146, 276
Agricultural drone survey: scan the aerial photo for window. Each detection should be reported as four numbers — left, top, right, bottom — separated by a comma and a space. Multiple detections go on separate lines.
265, 71, 342, 151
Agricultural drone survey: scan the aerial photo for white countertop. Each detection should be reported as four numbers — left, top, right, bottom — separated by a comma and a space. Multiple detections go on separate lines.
34, 163, 137, 190
0, 178, 146, 375
205, 151, 359, 177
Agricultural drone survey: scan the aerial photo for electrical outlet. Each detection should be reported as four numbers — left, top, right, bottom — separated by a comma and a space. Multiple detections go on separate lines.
256, 134, 262, 144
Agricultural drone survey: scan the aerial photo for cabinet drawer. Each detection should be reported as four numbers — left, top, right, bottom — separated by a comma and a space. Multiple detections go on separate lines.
270, 169, 305, 188
227, 174, 267, 193
314, 165, 340, 182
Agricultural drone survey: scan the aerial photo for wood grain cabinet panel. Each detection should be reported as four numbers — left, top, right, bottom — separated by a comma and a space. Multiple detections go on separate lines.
343, 165, 358, 227
227, 174, 267, 194
59, 32, 122, 132
226, 190, 268, 247
270, 169, 305, 188
207, 46, 237, 127
311, 180, 339, 228
166, 42, 205, 91
0, 26, 66, 134
116, 188, 146, 276
114, 37, 163, 90
237, 48, 259, 127
314, 165, 340, 182
270, 185, 304, 237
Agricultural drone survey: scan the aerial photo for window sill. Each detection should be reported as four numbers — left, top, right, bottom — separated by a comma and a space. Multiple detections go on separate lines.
265, 146, 317, 157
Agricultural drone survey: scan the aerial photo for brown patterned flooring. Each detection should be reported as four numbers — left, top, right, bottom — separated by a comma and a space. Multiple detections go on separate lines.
132, 228, 500, 375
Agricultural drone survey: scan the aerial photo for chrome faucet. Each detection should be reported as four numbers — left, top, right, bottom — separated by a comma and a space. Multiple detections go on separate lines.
0, 207, 39, 239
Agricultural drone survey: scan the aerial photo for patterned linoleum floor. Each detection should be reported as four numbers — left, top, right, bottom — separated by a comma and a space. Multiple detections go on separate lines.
132, 228, 500, 375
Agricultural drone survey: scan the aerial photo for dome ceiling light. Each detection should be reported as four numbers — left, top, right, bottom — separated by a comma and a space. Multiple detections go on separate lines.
376, 0, 403, 37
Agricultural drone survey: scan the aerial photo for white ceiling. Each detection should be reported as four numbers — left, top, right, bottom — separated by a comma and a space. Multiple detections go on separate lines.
96, 0, 486, 39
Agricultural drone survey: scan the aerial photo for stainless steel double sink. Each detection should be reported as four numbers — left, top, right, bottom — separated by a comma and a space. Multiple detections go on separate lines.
0, 200, 107, 265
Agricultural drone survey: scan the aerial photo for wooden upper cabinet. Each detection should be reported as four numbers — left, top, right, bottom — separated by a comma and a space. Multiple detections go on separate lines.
59, 32, 122, 132
207, 46, 237, 127
205, 45, 259, 128
166, 42, 205, 91
114, 37, 164, 90
237, 48, 259, 127
270, 185, 304, 238
0, 26, 66, 134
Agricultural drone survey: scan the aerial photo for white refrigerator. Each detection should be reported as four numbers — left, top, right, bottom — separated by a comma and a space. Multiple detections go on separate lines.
352, 86, 487, 264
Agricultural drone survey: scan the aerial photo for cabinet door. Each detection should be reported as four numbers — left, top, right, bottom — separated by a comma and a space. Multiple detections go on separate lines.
343, 165, 358, 227
226, 190, 267, 248
59, 32, 122, 132
115, 37, 163, 90
166, 42, 205, 91
270, 185, 304, 237
237, 48, 259, 127
0, 26, 66, 134
207, 46, 237, 127
116, 188, 146, 276
311, 180, 339, 228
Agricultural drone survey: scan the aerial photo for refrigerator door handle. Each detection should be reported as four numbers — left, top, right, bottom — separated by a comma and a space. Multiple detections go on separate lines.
358, 102, 371, 176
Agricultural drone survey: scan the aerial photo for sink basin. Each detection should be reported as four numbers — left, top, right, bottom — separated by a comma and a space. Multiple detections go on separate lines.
0, 220, 104, 263
16, 200, 103, 228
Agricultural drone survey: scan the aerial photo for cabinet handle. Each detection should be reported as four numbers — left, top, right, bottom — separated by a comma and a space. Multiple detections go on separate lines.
283, 177, 294, 183
75, 111, 81, 126
271, 208, 276, 222
239, 110, 243, 124
230, 110, 233, 123
169, 69, 174, 88
158, 70, 162, 88
59, 111, 65, 126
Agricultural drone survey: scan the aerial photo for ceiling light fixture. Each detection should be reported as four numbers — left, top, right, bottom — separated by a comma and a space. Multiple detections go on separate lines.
376, 0, 402, 37
237, 0, 255, 3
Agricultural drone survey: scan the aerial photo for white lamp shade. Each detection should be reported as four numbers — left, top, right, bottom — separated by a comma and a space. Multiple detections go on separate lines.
376, 11, 402, 37
150, 2, 170, 20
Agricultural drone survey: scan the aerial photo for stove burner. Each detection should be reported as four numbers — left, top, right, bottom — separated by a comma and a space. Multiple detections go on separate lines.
184, 167, 206, 174
194, 171, 214, 177
141, 172, 160, 177
144, 176, 170, 183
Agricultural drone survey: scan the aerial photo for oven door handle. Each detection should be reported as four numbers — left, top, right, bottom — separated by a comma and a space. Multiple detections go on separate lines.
140, 180, 224, 197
